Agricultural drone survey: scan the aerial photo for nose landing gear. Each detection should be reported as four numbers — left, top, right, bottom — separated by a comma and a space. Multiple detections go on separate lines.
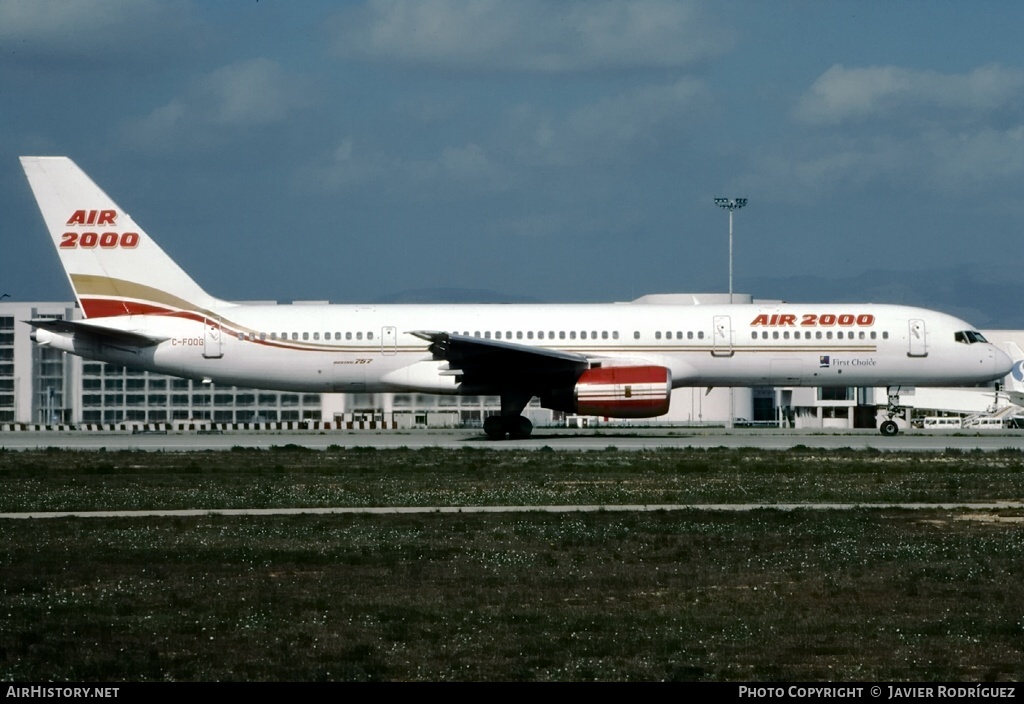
879, 386, 905, 436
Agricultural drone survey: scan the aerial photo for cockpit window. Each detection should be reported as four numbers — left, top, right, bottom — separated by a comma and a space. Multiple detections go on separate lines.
955, 330, 988, 344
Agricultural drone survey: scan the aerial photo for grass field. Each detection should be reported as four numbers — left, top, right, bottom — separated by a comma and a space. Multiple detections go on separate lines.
1, 446, 1022, 681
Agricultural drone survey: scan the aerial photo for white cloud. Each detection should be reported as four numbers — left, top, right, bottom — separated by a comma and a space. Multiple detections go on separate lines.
200, 59, 310, 126
0, 0, 192, 61
740, 126, 1024, 203
919, 126, 1024, 191
305, 137, 511, 195
329, 0, 732, 72
794, 64, 1024, 126
120, 58, 313, 152
507, 78, 709, 167
566, 79, 707, 144
738, 137, 908, 201
741, 63, 1024, 202
0, 0, 147, 38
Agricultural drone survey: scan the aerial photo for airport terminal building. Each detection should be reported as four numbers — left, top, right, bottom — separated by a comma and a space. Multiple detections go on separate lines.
1, 300, 1017, 430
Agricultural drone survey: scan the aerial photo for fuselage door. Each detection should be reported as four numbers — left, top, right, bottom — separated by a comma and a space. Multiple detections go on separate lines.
712, 315, 734, 357
203, 317, 224, 359
381, 326, 397, 356
908, 319, 927, 357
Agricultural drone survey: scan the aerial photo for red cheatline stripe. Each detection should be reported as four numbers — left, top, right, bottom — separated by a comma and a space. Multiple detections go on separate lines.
80, 298, 177, 318
579, 399, 669, 409
579, 393, 666, 401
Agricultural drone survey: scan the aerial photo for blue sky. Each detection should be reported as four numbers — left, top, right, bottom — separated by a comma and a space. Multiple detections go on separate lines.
3, 1, 1024, 325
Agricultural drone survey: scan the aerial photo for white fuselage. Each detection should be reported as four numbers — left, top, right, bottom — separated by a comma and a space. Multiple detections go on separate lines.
39, 301, 1011, 395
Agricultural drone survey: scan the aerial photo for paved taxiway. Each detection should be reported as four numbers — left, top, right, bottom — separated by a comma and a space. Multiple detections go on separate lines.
3, 427, 1024, 451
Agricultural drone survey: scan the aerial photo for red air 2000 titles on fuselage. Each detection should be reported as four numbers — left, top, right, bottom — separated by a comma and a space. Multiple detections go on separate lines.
751, 313, 876, 327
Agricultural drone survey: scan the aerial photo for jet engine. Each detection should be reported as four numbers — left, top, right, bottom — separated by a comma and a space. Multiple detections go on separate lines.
563, 365, 672, 418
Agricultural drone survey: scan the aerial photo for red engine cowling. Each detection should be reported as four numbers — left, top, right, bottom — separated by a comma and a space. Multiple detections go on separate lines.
575, 366, 672, 418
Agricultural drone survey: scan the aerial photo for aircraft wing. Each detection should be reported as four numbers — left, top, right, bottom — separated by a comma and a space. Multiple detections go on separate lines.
26, 318, 167, 348
409, 331, 590, 392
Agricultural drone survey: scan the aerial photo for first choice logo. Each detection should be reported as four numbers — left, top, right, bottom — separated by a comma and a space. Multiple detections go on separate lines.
61, 210, 139, 249
751, 313, 876, 327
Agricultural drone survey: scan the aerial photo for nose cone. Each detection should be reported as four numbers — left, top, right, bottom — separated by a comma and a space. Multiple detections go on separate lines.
993, 346, 1014, 379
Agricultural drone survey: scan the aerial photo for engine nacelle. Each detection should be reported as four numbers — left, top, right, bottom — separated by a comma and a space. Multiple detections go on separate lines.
574, 365, 672, 418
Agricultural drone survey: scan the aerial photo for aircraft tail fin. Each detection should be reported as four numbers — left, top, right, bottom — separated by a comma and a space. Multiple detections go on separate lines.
20, 156, 229, 319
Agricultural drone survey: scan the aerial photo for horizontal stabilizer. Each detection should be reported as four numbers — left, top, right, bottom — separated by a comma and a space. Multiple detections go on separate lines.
26, 318, 166, 348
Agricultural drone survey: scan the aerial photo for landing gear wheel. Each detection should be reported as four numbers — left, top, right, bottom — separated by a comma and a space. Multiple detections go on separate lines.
879, 419, 899, 437
483, 415, 534, 440
880, 386, 904, 437
484, 416, 506, 440
508, 416, 533, 440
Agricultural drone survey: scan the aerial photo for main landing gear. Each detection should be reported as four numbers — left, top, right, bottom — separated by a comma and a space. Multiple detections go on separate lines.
484, 414, 534, 440
484, 393, 534, 440
879, 386, 905, 436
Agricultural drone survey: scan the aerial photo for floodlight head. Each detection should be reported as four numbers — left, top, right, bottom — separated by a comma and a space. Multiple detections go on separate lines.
714, 196, 747, 211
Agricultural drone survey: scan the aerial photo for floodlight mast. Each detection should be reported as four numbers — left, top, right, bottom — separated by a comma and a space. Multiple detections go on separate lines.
714, 197, 747, 431
714, 197, 747, 304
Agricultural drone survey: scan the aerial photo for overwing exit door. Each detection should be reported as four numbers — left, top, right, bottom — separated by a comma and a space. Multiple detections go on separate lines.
712, 315, 733, 357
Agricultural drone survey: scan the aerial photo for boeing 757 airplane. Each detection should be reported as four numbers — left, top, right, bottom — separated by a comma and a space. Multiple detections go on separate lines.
19, 156, 1013, 437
